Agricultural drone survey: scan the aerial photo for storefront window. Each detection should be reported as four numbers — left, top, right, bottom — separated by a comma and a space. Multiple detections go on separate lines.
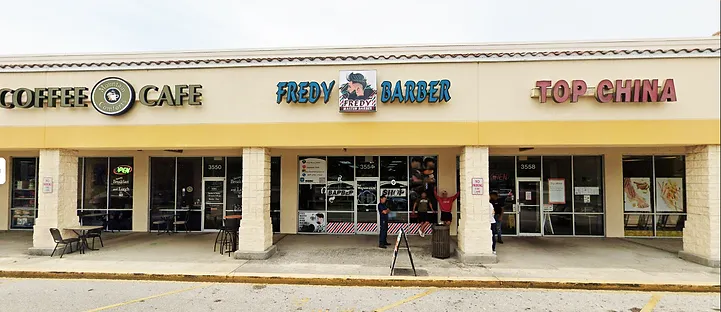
623, 155, 686, 237
296, 155, 437, 234
176, 158, 202, 231
488, 155, 604, 237
355, 156, 379, 178
385, 156, 411, 224
327, 156, 354, 182
148, 156, 279, 232
203, 157, 225, 178
542, 156, 572, 235
517, 156, 541, 178
270, 157, 281, 232
226, 157, 242, 216
10, 157, 38, 229
326, 156, 355, 226
572, 156, 605, 236
77, 157, 134, 231
489, 156, 516, 235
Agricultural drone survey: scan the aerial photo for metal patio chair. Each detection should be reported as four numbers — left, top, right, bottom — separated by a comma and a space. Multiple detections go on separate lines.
49, 228, 80, 258
86, 228, 104, 249
173, 211, 191, 233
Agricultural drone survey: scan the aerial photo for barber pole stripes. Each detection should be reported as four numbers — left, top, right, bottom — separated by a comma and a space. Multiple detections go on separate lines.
323, 222, 435, 235
356, 222, 378, 232
326, 222, 355, 234
390, 222, 433, 235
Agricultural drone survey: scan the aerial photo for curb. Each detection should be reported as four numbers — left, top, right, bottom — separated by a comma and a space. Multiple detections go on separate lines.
1, 271, 718, 293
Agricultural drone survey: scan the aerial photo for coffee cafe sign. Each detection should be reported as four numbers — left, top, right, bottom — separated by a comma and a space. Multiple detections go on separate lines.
532, 79, 677, 103
1, 77, 203, 116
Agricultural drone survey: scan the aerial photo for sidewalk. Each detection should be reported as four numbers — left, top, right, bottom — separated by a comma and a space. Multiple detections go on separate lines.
0, 232, 718, 292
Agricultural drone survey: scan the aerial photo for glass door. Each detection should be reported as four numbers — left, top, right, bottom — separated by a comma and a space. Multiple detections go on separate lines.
202, 178, 225, 231
517, 178, 542, 235
355, 179, 379, 234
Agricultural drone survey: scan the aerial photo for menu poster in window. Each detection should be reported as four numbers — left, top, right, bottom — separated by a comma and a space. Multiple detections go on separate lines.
656, 177, 684, 212
205, 181, 224, 204
298, 211, 327, 233
299, 158, 327, 184
548, 178, 566, 204
110, 165, 133, 198
623, 178, 652, 212
228, 176, 242, 199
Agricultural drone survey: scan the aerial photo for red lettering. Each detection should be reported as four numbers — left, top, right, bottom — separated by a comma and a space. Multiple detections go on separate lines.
641, 79, 659, 102
552, 80, 570, 103
632, 79, 642, 102
536, 80, 551, 103
659, 79, 677, 102
570, 80, 587, 103
595, 79, 613, 103
614, 79, 632, 102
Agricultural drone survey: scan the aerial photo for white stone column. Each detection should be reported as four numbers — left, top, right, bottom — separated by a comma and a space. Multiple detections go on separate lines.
29, 149, 80, 255
235, 147, 276, 259
680, 145, 720, 268
456, 146, 496, 264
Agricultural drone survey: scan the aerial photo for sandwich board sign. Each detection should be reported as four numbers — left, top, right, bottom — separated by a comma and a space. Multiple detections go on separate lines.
390, 228, 417, 276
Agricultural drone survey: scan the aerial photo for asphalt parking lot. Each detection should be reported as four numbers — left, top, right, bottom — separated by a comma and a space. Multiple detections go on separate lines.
1, 278, 719, 312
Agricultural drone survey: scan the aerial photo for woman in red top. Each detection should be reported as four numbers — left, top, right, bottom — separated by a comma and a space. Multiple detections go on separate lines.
434, 187, 459, 226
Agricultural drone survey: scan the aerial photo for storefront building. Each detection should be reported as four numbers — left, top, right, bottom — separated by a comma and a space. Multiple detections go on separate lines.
0, 38, 719, 266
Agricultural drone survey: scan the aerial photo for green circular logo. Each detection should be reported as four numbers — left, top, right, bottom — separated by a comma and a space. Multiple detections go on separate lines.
91, 77, 135, 116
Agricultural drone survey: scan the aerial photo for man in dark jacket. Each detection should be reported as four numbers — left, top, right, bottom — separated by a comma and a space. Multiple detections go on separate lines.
378, 195, 390, 248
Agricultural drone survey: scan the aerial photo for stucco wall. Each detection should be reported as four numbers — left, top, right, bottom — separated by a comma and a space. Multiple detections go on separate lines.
0, 58, 718, 129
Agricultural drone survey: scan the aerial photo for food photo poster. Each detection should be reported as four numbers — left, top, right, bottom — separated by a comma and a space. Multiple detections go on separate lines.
623, 178, 652, 212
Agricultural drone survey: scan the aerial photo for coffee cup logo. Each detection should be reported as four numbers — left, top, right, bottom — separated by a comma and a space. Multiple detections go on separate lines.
91, 77, 135, 116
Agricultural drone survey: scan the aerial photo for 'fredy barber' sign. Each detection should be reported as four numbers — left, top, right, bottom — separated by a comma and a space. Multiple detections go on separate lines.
532, 79, 677, 103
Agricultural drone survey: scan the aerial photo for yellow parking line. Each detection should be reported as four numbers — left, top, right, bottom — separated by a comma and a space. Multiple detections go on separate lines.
373, 288, 437, 312
84, 284, 210, 312
640, 294, 662, 312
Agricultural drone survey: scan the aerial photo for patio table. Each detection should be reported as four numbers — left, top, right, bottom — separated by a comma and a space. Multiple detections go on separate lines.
79, 213, 109, 229
223, 215, 241, 252
64, 225, 103, 254
157, 214, 175, 234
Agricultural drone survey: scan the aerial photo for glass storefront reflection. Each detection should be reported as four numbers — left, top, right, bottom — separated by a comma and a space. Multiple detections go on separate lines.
148, 156, 280, 232
488, 155, 605, 237
297, 155, 437, 234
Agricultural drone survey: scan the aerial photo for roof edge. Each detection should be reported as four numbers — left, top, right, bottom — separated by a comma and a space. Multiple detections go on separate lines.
0, 37, 718, 72
0, 37, 718, 63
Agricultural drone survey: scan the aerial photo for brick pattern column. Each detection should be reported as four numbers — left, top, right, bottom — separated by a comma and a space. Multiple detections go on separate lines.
456, 146, 496, 263
235, 147, 276, 259
30, 149, 80, 255
680, 145, 720, 267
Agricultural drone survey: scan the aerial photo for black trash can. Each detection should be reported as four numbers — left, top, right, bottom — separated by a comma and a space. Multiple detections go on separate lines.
432, 224, 451, 259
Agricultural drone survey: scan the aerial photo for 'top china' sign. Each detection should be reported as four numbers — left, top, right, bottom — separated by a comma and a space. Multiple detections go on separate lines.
532, 79, 677, 103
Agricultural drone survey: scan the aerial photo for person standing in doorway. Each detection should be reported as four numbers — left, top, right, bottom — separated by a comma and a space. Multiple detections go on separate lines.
490, 201, 497, 255
378, 195, 390, 248
489, 191, 504, 244
413, 192, 434, 237
435, 187, 459, 226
